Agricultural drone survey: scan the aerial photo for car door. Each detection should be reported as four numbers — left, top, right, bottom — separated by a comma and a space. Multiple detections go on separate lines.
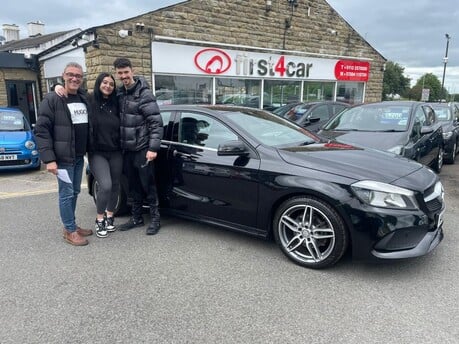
422, 105, 443, 166
405, 105, 438, 166
165, 110, 261, 228
453, 103, 459, 148
405, 106, 431, 165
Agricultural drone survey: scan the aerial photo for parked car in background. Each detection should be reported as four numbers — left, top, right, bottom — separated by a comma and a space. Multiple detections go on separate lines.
318, 101, 444, 172
88, 105, 445, 269
0, 107, 40, 171
427, 102, 459, 164
272, 101, 350, 132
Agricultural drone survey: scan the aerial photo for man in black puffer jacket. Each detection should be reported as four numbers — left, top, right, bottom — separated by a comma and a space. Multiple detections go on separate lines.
35, 62, 94, 246
114, 57, 164, 235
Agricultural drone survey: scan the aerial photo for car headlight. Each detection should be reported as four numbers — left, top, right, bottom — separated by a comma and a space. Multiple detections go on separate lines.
25, 140, 36, 150
443, 131, 453, 140
351, 180, 419, 210
387, 145, 403, 155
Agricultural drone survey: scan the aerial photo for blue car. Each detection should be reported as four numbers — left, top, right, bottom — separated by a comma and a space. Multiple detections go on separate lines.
0, 107, 40, 171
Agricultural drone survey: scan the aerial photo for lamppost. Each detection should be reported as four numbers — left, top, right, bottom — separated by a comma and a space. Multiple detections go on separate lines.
441, 33, 451, 101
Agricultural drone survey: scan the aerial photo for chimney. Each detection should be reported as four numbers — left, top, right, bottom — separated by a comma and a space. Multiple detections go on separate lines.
2, 24, 20, 41
27, 21, 45, 37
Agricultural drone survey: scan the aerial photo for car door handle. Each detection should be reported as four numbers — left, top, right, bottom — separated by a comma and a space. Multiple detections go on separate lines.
173, 150, 194, 160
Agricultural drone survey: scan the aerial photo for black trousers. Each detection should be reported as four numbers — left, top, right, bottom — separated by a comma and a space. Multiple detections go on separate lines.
123, 148, 159, 217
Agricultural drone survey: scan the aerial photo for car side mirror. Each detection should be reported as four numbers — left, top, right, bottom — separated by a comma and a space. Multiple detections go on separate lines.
309, 117, 320, 123
420, 126, 433, 135
217, 140, 249, 156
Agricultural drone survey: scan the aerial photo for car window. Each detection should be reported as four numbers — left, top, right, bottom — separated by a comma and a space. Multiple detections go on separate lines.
0, 111, 27, 131
431, 107, 451, 121
177, 112, 238, 149
330, 104, 347, 115
227, 111, 316, 147
324, 105, 409, 131
309, 105, 329, 120
422, 106, 436, 126
410, 115, 422, 140
415, 107, 427, 126
452, 104, 459, 122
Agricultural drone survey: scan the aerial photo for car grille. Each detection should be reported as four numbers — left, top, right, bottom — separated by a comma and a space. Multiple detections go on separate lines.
0, 148, 21, 154
423, 181, 444, 213
0, 159, 31, 166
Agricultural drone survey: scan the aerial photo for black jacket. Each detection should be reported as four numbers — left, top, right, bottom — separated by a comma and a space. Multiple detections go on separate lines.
116, 76, 163, 152
87, 94, 120, 152
34, 89, 90, 164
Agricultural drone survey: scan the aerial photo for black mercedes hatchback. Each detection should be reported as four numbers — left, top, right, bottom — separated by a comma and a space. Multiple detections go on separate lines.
88, 105, 445, 269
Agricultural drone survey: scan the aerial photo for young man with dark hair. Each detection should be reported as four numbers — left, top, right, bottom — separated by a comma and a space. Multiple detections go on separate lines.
113, 57, 164, 235
35, 62, 93, 245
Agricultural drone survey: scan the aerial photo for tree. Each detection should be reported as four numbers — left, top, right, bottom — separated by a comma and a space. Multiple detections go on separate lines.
382, 61, 411, 100
413, 73, 443, 101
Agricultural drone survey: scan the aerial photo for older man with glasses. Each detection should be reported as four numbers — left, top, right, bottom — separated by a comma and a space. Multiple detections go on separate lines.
35, 62, 93, 246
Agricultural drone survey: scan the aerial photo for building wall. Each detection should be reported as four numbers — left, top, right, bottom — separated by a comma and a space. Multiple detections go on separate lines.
0, 68, 38, 105
79, 0, 385, 101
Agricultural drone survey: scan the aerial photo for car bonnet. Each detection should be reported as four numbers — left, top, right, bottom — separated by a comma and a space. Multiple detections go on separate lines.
0, 131, 32, 144
318, 130, 406, 151
277, 142, 423, 184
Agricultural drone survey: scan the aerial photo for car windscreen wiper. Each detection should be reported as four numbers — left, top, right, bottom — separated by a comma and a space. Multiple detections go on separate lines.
377, 129, 405, 132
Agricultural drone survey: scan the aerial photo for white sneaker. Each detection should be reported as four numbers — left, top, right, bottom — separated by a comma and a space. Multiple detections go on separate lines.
105, 215, 116, 232
95, 219, 108, 238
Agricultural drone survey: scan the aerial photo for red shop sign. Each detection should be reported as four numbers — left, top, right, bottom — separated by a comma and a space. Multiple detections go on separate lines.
194, 48, 232, 75
334, 60, 370, 82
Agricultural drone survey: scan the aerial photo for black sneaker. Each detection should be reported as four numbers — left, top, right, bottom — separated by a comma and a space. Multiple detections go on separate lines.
118, 217, 144, 231
146, 221, 160, 235
104, 215, 116, 232
95, 219, 108, 238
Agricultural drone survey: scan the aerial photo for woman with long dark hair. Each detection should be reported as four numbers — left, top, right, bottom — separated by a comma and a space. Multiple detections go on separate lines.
87, 73, 122, 238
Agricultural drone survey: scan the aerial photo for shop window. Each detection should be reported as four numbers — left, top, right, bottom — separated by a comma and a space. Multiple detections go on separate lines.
336, 82, 364, 105
264, 80, 301, 109
215, 78, 262, 109
155, 75, 212, 105
303, 81, 335, 102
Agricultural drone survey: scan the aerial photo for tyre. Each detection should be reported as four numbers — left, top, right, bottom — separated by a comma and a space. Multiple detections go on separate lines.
445, 142, 456, 164
92, 179, 129, 216
273, 196, 348, 269
433, 146, 444, 173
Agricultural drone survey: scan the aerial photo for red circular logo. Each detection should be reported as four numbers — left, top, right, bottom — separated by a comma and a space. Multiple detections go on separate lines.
194, 48, 232, 75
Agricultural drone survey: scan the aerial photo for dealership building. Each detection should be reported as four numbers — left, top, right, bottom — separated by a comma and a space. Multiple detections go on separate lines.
0, 0, 386, 124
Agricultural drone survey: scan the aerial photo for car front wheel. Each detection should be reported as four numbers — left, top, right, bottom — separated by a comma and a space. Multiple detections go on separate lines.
273, 196, 348, 269
434, 146, 444, 173
445, 142, 456, 164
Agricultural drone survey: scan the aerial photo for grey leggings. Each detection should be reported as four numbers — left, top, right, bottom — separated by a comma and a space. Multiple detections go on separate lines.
88, 151, 123, 215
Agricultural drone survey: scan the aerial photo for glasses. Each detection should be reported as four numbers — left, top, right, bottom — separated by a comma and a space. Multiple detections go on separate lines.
65, 72, 83, 80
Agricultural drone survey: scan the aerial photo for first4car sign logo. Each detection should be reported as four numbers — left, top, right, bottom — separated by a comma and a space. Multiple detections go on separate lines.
193, 47, 369, 81
194, 49, 313, 78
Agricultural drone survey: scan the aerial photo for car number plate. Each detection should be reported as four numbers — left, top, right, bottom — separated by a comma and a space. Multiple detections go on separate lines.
436, 209, 445, 228
0, 154, 17, 161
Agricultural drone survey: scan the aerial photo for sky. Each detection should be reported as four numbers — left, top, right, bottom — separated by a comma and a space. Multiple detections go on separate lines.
1, 0, 458, 93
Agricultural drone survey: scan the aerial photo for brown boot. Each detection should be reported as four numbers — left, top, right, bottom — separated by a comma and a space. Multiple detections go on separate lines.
62, 226, 93, 238
63, 230, 89, 246
76, 226, 93, 237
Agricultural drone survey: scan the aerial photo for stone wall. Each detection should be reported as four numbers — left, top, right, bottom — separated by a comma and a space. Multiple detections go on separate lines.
54, 0, 387, 102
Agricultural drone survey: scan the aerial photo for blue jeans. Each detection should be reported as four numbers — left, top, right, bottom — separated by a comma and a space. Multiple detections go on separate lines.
57, 156, 84, 232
